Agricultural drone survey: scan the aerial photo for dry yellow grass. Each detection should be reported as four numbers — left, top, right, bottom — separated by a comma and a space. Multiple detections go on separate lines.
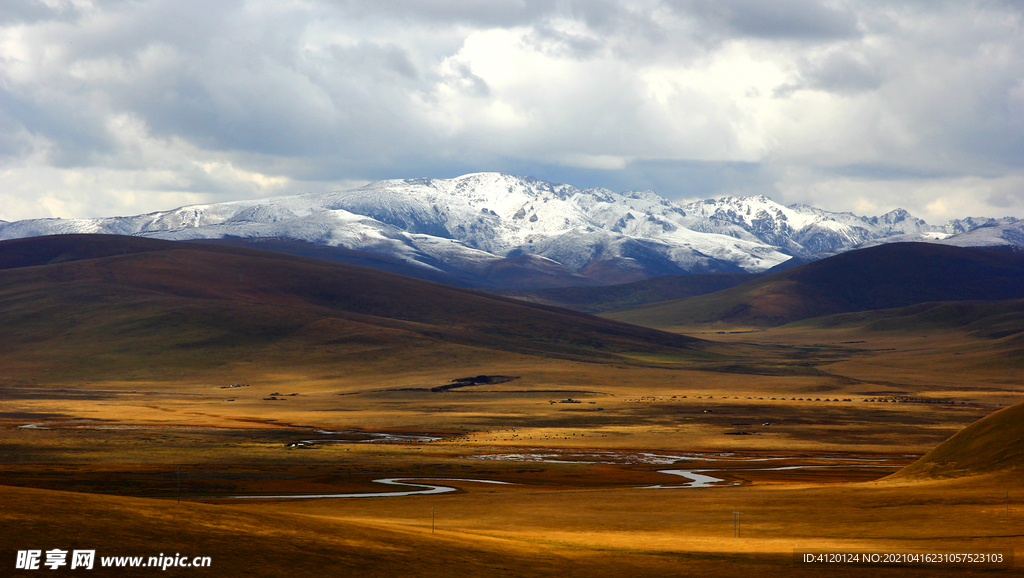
3, 472, 1021, 577
3, 324, 1023, 576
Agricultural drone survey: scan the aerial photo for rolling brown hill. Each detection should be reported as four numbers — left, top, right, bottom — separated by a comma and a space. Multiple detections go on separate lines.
0, 483, 668, 578
197, 237, 598, 290
0, 233, 600, 290
605, 243, 1024, 329
0, 235, 715, 383
497, 272, 755, 314
791, 298, 1024, 340
892, 401, 1024, 479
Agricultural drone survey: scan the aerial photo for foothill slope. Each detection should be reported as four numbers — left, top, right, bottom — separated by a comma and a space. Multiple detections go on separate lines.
0, 235, 716, 384
893, 401, 1024, 479
605, 243, 1024, 330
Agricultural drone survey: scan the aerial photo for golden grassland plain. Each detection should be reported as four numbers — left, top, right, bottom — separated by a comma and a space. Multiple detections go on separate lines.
2, 325, 1023, 576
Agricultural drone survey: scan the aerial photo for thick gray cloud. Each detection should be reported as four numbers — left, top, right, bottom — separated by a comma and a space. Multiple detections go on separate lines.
0, 0, 1021, 223
774, 49, 887, 97
0, 0, 83, 25
673, 0, 862, 41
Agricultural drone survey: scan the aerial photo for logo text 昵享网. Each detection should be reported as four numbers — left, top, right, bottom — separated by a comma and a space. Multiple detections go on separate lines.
17, 550, 211, 570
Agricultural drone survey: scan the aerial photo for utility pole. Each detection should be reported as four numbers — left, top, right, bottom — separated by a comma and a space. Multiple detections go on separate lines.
734, 511, 742, 537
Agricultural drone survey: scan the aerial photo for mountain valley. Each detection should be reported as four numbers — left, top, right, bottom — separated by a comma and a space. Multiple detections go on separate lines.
2, 215, 1023, 577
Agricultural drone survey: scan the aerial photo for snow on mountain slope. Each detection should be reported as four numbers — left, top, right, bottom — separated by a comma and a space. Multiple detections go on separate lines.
855, 219, 1023, 251
0, 172, 1018, 288
945, 220, 1024, 248
677, 197, 945, 255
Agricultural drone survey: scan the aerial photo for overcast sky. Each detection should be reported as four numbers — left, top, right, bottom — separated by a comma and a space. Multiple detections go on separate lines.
1, 0, 1021, 223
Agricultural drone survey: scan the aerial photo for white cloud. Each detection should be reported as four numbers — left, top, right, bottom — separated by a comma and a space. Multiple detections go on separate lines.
0, 0, 1020, 224
772, 168, 1024, 223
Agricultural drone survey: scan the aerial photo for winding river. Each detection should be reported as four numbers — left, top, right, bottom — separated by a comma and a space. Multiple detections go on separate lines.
227, 459, 900, 498
229, 478, 513, 499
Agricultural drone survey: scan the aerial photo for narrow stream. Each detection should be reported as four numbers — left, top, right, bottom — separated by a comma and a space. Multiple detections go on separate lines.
229, 478, 513, 499
227, 458, 901, 498
644, 463, 901, 489
641, 470, 727, 488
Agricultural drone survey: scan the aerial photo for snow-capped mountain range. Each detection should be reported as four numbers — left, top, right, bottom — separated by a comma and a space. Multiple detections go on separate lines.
1, 173, 1020, 288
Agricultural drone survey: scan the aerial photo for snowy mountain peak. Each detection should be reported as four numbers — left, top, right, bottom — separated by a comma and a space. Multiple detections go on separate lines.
0, 173, 1019, 289
881, 207, 911, 221
943, 216, 1019, 235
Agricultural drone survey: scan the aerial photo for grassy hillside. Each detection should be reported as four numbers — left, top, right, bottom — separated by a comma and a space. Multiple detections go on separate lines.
791, 299, 1024, 340
893, 402, 1024, 479
606, 243, 1024, 329
0, 484, 651, 578
0, 234, 192, 269
200, 237, 597, 290
0, 235, 716, 383
10, 479, 1013, 578
194, 237, 480, 287
497, 272, 755, 313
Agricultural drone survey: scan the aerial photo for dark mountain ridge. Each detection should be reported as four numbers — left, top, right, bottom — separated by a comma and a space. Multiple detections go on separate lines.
605, 243, 1024, 329
500, 272, 756, 314
0, 235, 715, 383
